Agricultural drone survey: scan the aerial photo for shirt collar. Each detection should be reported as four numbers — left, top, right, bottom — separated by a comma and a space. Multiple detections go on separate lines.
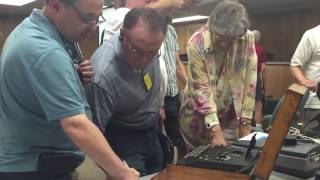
29, 9, 65, 47
203, 28, 213, 54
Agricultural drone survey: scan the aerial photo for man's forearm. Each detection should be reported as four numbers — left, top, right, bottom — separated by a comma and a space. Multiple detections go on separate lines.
147, 0, 175, 13
290, 66, 317, 92
148, 0, 200, 13
290, 66, 307, 84
60, 114, 127, 178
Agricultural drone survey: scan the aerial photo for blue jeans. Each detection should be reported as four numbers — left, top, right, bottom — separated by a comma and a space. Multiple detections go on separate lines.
105, 124, 164, 176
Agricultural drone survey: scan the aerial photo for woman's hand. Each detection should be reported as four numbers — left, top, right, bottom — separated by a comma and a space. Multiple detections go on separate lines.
209, 125, 227, 146
239, 118, 252, 138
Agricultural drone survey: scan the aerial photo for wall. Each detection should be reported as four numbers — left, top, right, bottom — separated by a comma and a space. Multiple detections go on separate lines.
250, 8, 320, 62
264, 62, 294, 100
174, 7, 320, 63
174, 20, 206, 55
0, 16, 22, 52
79, 32, 99, 59
0, 16, 98, 59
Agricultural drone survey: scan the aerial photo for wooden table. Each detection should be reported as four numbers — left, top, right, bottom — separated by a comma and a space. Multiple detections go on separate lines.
152, 84, 307, 180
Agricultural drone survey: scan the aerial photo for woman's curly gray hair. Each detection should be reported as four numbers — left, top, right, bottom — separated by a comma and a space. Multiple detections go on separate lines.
208, 0, 249, 37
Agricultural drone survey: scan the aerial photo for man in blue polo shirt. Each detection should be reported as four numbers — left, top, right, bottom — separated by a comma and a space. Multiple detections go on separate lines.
0, 0, 138, 180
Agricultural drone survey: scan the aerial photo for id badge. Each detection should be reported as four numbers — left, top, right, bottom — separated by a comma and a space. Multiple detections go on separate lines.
143, 72, 153, 91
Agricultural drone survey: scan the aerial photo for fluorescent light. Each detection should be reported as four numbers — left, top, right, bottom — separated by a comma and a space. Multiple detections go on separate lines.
0, 0, 36, 6
172, 15, 208, 24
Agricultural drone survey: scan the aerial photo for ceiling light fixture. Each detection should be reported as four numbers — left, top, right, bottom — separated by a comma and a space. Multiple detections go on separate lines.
0, 0, 36, 6
172, 15, 208, 24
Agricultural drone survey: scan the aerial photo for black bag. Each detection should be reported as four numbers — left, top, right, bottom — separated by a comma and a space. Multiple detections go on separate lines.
157, 130, 174, 167
38, 153, 84, 175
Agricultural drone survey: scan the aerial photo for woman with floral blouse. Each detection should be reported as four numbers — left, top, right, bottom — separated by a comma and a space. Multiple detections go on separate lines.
179, 0, 257, 148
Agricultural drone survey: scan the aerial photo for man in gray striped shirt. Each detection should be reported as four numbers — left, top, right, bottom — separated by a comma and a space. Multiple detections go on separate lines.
161, 19, 188, 159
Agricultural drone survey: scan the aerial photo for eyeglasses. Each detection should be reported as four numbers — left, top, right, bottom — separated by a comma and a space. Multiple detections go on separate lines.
66, 0, 106, 26
127, 40, 161, 58
214, 31, 246, 43
214, 33, 238, 43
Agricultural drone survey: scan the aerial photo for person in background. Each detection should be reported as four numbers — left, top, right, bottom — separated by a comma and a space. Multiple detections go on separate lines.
160, 15, 188, 159
179, 0, 257, 149
100, 0, 196, 159
86, 8, 167, 176
290, 25, 320, 136
252, 29, 267, 132
100, 0, 197, 101
0, 0, 139, 180
100, 0, 199, 105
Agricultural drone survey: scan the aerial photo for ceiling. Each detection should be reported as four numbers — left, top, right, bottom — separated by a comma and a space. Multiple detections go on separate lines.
172, 0, 320, 17
0, 0, 320, 18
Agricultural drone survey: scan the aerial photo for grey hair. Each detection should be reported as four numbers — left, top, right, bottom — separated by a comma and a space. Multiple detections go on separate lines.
252, 29, 261, 42
208, 0, 250, 37
123, 7, 167, 35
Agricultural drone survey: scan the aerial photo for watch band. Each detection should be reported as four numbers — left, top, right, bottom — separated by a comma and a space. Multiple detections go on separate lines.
240, 119, 251, 127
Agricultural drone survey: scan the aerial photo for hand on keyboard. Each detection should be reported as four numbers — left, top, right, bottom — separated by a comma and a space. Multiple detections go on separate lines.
210, 125, 227, 146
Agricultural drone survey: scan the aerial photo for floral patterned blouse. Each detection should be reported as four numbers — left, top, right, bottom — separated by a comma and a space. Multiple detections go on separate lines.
179, 25, 257, 146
